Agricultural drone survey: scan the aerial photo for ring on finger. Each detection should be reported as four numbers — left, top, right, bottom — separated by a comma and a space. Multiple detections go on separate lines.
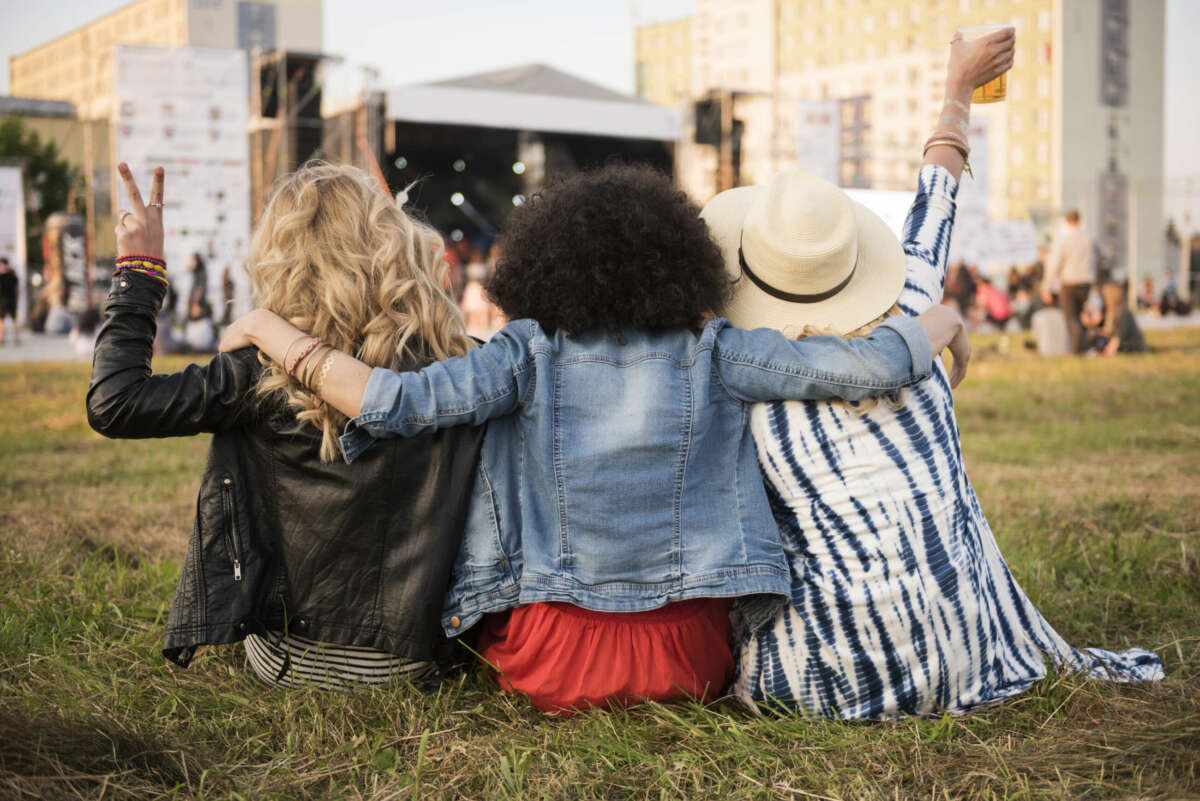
148, 202, 164, 208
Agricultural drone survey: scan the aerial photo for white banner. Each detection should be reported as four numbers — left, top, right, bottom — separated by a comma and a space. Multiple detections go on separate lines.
114, 45, 252, 318
0, 166, 27, 323
794, 100, 840, 186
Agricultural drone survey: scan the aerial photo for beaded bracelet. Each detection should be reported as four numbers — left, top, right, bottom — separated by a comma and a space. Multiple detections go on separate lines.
287, 337, 323, 377
114, 254, 168, 286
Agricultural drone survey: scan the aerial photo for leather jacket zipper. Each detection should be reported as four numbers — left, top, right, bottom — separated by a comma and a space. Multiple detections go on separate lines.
220, 476, 243, 581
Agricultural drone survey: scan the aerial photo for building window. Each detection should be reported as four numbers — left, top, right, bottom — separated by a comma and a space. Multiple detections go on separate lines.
1037, 75, 1050, 97
1011, 146, 1025, 166
864, 15, 875, 33
909, 4, 921, 23
1011, 113, 1023, 133
1036, 109, 1049, 130
1037, 142, 1049, 163
1038, 9, 1051, 30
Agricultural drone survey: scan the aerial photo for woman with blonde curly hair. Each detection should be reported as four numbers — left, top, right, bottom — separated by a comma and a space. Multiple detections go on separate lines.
87, 161, 485, 689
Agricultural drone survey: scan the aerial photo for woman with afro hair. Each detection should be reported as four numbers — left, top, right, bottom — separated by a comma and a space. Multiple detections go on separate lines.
221, 164, 969, 714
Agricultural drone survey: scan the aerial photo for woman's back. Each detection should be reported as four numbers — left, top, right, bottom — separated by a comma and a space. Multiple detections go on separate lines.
733, 166, 1162, 718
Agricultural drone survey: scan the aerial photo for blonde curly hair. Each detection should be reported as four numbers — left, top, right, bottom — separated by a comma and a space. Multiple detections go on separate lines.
250, 161, 471, 461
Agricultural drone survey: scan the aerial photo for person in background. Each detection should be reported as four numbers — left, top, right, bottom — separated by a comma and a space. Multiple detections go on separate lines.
976, 276, 1011, 328
1138, 276, 1156, 310
154, 285, 181, 356
69, 307, 101, 355
185, 253, 209, 317
1030, 290, 1071, 357
220, 265, 236, 326
1043, 210, 1096, 354
0, 257, 18, 345
183, 297, 217, 352
1100, 281, 1147, 355
460, 258, 505, 340
1158, 268, 1191, 316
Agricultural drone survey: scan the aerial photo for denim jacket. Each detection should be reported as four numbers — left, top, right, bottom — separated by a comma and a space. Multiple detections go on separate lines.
340, 316, 932, 635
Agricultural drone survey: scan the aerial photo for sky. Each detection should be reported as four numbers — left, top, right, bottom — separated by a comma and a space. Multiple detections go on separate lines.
0, 0, 1196, 222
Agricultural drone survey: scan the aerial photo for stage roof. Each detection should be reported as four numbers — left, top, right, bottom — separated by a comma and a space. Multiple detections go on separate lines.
385, 64, 681, 142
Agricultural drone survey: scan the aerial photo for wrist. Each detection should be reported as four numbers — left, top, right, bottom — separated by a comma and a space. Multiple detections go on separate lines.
944, 76, 973, 105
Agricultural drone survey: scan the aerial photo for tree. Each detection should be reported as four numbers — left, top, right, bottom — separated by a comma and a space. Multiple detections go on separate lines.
0, 117, 82, 264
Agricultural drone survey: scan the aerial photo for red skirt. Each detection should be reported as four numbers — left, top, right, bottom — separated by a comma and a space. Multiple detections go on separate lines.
478, 599, 733, 715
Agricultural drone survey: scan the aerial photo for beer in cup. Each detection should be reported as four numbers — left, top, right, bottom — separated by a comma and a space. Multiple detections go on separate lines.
957, 23, 1015, 103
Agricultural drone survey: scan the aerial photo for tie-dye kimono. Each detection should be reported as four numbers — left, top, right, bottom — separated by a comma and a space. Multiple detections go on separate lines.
732, 165, 1163, 718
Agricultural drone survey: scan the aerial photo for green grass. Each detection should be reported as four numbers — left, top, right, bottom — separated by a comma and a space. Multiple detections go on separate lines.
2, 332, 1199, 800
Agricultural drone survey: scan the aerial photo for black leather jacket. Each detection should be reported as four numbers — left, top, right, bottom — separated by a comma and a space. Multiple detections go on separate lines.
86, 270, 484, 668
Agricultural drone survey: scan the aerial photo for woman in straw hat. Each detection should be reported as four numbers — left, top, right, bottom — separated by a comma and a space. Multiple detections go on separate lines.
701, 28, 1162, 718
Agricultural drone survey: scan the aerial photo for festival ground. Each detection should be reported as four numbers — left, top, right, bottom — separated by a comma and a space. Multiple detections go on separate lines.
1, 328, 1197, 800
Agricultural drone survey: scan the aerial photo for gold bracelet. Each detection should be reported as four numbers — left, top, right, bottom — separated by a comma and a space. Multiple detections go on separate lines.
923, 139, 974, 177
923, 138, 970, 159
299, 343, 328, 388
313, 350, 336, 396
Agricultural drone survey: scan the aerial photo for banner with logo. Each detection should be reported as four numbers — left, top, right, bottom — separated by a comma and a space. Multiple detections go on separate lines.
114, 45, 251, 318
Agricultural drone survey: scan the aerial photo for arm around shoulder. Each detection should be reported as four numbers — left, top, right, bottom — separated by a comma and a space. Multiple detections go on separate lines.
339, 319, 536, 459
713, 316, 933, 404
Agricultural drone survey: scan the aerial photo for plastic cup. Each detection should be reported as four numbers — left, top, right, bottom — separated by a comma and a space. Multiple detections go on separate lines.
956, 23, 1015, 103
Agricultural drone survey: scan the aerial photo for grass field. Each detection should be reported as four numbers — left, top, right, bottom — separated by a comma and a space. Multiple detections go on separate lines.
1, 329, 1198, 800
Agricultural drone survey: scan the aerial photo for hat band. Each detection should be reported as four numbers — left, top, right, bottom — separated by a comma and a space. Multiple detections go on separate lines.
738, 232, 858, 304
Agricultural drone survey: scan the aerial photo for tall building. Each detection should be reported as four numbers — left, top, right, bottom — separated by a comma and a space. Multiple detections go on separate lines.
10, 0, 323, 121
635, 0, 1165, 282
7, 0, 323, 258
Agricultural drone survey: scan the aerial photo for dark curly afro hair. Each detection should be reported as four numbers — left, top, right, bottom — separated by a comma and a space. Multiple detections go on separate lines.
486, 164, 731, 336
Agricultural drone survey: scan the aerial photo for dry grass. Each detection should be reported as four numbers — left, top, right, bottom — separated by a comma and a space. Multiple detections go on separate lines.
1, 331, 1198, 800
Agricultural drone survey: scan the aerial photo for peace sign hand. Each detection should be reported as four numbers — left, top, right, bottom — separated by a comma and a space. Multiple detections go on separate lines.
115, 162, 165, 262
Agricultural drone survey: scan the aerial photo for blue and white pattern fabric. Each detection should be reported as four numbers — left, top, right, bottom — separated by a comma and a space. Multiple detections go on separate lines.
732, 165, 1164, 719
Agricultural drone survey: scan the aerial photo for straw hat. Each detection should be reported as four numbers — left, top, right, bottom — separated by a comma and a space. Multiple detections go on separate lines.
700, 170, 905, 335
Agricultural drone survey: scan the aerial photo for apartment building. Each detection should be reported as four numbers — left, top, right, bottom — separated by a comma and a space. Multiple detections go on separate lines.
636, 0, 1164, 279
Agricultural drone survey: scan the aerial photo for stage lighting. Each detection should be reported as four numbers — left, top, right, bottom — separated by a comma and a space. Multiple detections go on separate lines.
450, 229, 464, 242
450, 192, 465, 206
394, 156, 408, 169
512, 194, 526, 207
396, 190, 409, 205
512, 161, 526, 175
452, 159, 466, 172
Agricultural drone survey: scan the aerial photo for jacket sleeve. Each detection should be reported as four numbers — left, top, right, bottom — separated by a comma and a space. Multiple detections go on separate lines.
712, 316, 932, 404
339, 319, 535, 462
897, 164, 959, 316
86, 269, 259, 438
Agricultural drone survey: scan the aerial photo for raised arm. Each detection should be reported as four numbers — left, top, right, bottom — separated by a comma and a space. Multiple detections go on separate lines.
901, 27, 1013, 317
87, 165, 258, 438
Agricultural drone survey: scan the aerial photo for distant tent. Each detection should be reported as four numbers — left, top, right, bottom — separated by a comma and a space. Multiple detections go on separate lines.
385, 63, 680, 141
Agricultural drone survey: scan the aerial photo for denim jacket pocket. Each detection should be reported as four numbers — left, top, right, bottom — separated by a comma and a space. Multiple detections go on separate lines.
452, 462, 515, 591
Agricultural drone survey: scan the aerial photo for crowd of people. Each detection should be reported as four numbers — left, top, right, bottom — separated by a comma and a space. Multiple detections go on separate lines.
940, 208, 1191, 357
